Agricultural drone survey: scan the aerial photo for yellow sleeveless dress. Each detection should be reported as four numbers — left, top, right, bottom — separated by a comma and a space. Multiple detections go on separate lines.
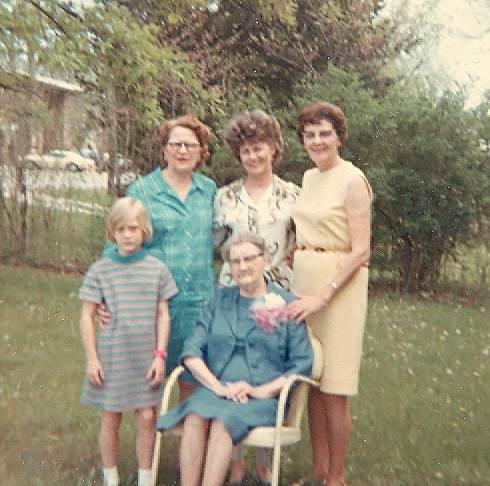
292, 161, 371, 395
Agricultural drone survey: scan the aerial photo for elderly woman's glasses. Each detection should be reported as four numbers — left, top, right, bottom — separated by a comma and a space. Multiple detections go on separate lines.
229, 252, 264, 267
167, 141, 201, 151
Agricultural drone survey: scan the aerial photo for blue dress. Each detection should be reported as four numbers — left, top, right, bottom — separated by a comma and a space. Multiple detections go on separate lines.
79, 249, 178, 411
157, 287, 313, 444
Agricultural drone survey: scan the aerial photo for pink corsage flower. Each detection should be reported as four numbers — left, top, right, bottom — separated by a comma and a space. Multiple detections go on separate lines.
251, 293, 289, 333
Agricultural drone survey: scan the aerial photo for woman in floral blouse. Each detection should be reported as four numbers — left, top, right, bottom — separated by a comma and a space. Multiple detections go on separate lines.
214, 109, 299, 290
213, 109, 299, 485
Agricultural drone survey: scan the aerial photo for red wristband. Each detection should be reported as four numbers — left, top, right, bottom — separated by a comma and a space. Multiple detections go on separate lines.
153, 349, 167, 359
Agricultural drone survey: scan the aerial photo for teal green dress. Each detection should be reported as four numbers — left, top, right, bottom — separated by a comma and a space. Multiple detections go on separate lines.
104, 168, 217, 376
158, 296, 279, 444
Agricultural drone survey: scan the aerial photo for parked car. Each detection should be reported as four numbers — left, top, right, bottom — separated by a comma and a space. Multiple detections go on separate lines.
97, 152, 134, 173
25, 150, 96, 171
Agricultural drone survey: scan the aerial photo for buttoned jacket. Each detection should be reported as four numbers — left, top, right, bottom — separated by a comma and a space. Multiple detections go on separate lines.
180, 283, 313, 386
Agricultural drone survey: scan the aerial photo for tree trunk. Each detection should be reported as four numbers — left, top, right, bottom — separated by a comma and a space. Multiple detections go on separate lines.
15, 167, 27, 257
401, 238, 414, 293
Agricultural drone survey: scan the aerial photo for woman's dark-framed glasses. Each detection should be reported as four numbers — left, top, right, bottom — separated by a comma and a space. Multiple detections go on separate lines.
167, 141, 201, 151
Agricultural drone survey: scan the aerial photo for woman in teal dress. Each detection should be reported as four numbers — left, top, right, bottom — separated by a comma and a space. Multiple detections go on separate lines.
103, 114, 216, 399
157, 232, 313, 486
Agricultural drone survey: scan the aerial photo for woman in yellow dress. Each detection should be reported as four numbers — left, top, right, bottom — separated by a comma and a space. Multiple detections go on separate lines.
288, 102, 372, 486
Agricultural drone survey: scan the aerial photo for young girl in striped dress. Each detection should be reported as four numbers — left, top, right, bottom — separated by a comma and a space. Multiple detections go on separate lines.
79, 197, 178, 486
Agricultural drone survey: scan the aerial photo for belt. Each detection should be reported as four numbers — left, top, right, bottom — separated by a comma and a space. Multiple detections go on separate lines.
295, 245, 370, 267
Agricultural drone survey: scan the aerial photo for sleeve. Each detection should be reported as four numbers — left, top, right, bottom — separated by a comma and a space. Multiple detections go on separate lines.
158, 263, 179, 301
285, 183, 300, 251
78, 264, 103, 304
179, 297, 216, 363
282, 321, 313, 378
285, 217, 297, 256
126, 180, 140, 200
212, 188, 230, 248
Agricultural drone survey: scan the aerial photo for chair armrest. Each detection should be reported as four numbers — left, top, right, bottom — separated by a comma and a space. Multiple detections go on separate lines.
158, 365, 185, 416
275, 374, 321, 430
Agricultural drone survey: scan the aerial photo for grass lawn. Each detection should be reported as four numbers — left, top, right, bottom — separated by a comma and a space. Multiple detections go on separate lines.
1, 265, 488, 485
41, 187, 115, 207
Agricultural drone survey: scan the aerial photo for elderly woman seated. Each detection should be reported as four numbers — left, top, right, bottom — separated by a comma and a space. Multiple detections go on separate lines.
157, 231, 313, 486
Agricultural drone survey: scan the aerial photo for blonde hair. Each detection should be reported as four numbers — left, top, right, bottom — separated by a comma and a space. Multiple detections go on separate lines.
106, 197, 153, 243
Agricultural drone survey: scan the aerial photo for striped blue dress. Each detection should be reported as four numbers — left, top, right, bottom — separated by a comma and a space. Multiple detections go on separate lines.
79, 248, 178, 412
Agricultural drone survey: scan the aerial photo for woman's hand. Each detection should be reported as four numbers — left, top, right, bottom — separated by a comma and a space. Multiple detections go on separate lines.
287, 292, 328, 322
213, 382, 239, 401
213, 381, 253, 403
98, 303, 111, 328
146, 357, 166, 387
86, 358, 104, 386
226, 381, 253, 403
248, 385, 271, 400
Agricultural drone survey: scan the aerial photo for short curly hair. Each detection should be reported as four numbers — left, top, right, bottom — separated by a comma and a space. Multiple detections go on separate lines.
297, 102, 348, 149
225, 110, 283, 164
159, 114, 211, 167
221, 231, 268, 263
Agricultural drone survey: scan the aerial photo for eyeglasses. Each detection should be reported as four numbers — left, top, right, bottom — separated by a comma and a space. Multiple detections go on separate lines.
229, 253, 264, 267
303, 129, 336, 142
166, 141, 201, 151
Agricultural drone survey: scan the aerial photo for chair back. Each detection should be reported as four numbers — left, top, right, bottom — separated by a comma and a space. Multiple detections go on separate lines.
284, 335, 323, 428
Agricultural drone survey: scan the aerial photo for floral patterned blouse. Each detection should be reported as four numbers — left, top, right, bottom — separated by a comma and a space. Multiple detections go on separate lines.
213, 175, 299, 290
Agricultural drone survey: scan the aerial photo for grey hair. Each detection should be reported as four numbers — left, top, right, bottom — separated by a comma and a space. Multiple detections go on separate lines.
221, 231, 268, 262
